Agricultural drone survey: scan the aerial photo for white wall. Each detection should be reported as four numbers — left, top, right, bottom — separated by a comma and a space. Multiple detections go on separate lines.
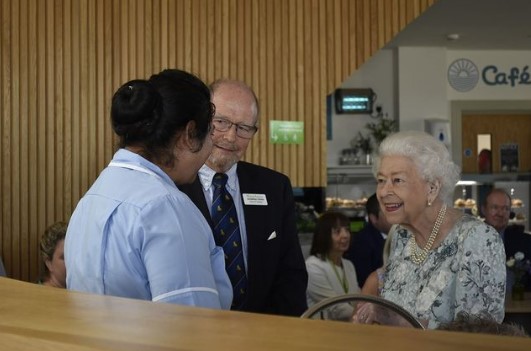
327, 49, 396, 167
325, 50, 397, 202
330, 47, 531, 166
397, 47, 449, 132
327, 47, 531, 209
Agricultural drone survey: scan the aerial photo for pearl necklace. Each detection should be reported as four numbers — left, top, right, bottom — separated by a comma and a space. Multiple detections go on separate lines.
409, 204, 447, 265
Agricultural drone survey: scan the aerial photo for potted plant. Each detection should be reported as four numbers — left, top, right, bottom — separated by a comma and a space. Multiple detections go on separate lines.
366, 115, 398, 147
350, 132, 373, 164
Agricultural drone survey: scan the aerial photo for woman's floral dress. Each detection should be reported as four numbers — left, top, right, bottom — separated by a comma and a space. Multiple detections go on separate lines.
382, 215, 506, 329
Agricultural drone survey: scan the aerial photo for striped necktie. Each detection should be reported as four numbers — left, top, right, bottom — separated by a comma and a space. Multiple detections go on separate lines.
211, 173, 247, 310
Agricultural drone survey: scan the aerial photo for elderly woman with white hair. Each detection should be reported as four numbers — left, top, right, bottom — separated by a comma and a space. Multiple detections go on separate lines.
353, 131, 505, 329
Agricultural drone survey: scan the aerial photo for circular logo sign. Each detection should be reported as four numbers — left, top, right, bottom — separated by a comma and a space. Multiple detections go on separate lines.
447, 58, 479, 92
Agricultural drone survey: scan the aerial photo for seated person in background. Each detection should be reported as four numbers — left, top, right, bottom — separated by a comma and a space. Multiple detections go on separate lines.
482, 188, 531, 290
39, 221, 68, 288
306, 211, 360, 321
437, 312, 528, 337
352, 131, 505, 329
361, 229, 394, 296
482, 188, 513, 236
344, 193, 392, 287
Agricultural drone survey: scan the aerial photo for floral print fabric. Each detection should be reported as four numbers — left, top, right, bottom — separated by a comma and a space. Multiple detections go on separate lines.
381, 215, 506, 329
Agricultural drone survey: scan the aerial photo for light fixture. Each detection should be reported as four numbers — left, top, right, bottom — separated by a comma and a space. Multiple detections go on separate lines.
446, 33, 460, 41
334, 88, 375, 114
456, 180, 480, 186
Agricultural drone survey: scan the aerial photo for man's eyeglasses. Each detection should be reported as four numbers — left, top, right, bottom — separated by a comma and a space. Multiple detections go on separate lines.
212, 117, 258, 139
487, 204, 511, 213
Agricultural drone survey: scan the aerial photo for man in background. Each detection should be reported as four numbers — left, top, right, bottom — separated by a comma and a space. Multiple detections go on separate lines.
179, 79, 308, 316
345, 193, 392, 287
482, 188, 531, 290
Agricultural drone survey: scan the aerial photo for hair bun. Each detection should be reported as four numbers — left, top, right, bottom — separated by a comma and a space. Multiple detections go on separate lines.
111, 79, 162, 137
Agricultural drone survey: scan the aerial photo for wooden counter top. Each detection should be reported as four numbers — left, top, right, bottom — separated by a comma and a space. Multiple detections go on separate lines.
0, 277, 530, 350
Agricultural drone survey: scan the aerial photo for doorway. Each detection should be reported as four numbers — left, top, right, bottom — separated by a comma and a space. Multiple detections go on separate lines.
461, 114, 531, 173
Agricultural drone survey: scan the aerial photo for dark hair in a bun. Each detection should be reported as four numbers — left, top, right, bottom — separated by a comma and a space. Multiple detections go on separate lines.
111, 69, 214, 166
111, 80, 162, 140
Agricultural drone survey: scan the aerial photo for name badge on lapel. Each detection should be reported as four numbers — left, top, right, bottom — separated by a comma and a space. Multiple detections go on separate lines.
242, 193, 268, 206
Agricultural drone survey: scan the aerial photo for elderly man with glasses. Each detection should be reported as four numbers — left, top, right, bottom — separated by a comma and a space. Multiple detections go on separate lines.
179, 79, 308, 316
482, 188, 531, 291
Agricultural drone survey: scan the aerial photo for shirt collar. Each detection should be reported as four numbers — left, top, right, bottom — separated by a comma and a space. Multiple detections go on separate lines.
112, 149, 174, 185
198, 163, 238, 191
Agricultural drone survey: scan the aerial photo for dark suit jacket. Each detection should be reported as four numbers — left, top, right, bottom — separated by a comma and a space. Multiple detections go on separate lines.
504, 225, 531, 290
179, 161, 308, 316
344, 221, 385, 288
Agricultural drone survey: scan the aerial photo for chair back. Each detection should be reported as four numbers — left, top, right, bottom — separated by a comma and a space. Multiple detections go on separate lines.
301, 293, 425, 329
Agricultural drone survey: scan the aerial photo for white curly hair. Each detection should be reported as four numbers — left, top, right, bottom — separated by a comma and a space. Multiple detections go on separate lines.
372, 130, 460, 205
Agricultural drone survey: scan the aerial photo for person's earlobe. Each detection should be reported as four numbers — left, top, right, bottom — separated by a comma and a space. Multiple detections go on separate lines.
182, 121, 200, 152
426, 181, 441, 206
45, 259, 53, 272
429, 180, 441, 195
368, 213, 378, 225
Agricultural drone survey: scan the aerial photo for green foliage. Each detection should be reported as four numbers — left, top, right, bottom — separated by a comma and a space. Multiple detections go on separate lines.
366, 116, 398, 146
350, 132, 373, 153
350, 116, 397, 156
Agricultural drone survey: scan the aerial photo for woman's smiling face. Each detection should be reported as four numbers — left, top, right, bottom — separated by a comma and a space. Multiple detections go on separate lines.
376, 155, 430, 227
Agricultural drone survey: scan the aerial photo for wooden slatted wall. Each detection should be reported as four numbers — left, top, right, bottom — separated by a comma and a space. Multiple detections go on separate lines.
0, 0, 436, 281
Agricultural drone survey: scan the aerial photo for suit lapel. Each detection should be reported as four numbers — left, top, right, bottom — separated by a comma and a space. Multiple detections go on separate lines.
236, 163, 267, 286
236, 163, 266, 241
237, 163, 255, 236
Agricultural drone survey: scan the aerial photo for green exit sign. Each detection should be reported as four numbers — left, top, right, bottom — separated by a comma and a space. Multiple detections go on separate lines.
269, 120, 304, 144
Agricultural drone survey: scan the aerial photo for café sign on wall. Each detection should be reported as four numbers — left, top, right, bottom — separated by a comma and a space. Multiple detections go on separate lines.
446, 51, 531, 99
